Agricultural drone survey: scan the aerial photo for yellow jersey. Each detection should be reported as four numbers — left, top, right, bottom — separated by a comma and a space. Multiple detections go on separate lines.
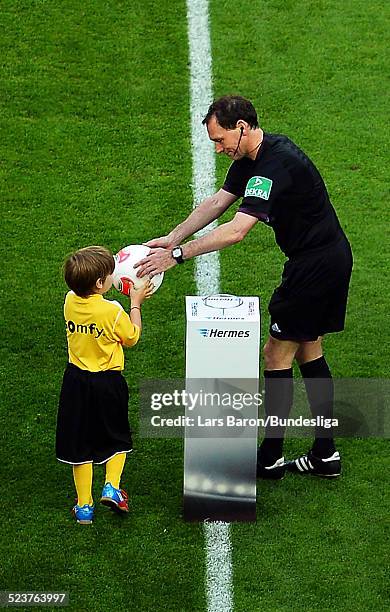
64, 291, 140, 372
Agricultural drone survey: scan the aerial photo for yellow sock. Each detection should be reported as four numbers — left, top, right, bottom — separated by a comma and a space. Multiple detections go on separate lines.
105, 453, 126, 489
73, 463, 93, 506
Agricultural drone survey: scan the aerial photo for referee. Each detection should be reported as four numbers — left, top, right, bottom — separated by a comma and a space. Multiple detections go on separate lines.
136, 95, 353, 479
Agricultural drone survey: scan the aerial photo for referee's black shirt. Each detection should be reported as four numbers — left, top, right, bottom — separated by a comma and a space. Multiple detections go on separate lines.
223, 133, 344, 258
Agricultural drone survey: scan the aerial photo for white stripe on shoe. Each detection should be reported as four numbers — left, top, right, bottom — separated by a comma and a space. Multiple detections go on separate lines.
297, 455, 309, 471
322, 451, 340, 462
265, 457, 285, 470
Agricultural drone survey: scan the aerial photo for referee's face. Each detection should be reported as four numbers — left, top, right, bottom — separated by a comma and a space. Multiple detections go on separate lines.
206, 116, 245, 159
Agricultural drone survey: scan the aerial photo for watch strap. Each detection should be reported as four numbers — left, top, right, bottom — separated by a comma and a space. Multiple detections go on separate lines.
172, 246, 184, 264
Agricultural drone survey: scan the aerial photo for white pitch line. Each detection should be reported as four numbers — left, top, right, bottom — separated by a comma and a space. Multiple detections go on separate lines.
204, 521, 234, 612
186, 0, 220, 296
186, 1, 234, 611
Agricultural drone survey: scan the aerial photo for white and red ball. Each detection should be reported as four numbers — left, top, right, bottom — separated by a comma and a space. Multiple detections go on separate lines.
113, 244, 164, 296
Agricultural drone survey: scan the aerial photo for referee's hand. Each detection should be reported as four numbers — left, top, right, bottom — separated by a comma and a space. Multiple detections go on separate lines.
135, 248, 177, 278
144, 235, 174, 249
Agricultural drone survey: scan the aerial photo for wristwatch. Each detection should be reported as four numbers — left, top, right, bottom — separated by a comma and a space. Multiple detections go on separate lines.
172, 246, 185, 264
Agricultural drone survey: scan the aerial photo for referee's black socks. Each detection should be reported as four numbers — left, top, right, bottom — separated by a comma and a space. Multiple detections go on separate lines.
259, 368, 293, 465
299, 356, 336, 458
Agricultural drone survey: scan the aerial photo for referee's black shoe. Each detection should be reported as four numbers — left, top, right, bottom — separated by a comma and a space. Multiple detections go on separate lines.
286, 450, 341, 478
256, 454, 286, 480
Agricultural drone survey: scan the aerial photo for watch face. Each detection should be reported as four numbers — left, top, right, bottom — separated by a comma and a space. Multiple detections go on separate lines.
173, 248, 181, 258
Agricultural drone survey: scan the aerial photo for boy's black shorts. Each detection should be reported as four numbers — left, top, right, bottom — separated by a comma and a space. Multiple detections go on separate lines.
268, 235, 353, 342
56, 364, 132, 465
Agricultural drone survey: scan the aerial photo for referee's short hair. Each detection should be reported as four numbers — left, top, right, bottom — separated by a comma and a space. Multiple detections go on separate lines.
202, 95, 259, 129
64, 246, 115, 297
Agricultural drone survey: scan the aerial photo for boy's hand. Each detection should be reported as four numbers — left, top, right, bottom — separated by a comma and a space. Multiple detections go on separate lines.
129, 280, 154, 306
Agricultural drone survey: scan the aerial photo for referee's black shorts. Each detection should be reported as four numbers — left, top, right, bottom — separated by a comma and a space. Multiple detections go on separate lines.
56, 364, 133, 465
268, 234, 353, 342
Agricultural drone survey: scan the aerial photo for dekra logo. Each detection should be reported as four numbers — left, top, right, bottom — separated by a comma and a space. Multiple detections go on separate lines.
66, 320, 104, 339
198, 328, 250, 338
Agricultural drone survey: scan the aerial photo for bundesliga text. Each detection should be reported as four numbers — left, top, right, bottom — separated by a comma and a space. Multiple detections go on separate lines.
150, 415, 338, 429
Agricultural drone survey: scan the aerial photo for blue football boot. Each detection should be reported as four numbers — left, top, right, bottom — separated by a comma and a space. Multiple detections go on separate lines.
100, 482, 129, 513
72, 503, 95, 524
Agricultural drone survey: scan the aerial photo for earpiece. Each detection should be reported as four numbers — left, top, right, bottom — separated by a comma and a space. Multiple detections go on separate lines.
233, 126, 245, 157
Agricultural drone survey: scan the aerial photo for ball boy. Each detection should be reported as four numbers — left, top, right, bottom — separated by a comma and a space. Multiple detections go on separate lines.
56, 246, 153, 524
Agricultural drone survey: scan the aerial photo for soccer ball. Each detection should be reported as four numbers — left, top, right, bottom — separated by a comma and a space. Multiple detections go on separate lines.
113, 244, 164, 296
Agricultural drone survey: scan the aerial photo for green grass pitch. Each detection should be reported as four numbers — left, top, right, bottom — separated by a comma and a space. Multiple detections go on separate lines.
0, 0, 388, 610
